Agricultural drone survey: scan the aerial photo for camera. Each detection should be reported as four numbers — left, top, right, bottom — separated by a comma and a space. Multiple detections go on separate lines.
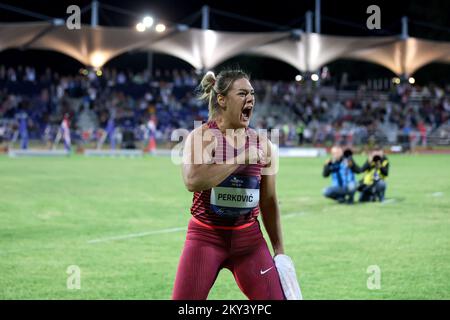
343, 148, 353, 159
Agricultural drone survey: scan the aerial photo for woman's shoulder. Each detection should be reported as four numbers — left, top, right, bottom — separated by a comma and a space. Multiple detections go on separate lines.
187, 122, 220, 142
189, 122, 210, 135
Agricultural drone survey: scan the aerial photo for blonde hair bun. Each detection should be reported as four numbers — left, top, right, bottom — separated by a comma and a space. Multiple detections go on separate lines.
200, 71, 216, 94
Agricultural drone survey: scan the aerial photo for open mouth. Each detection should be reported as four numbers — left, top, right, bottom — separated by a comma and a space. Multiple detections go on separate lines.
241, 105, 253, 122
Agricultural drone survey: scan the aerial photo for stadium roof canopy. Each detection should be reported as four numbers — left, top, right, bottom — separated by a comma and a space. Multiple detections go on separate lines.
247, 33, 399, 73
0, 22, 449, 75
343, 37, 450, 76
0, 22, 168, 68
0, 22, 53, 51
439, 55, 450, 63
145, 28, 289, 70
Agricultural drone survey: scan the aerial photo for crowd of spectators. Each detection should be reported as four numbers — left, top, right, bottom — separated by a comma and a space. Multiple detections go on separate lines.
1, 64, 449, 148
256, 79, 450, 147
0, 65, 208, 146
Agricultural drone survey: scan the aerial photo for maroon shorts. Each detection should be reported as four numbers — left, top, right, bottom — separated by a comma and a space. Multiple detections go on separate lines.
172, 218, 285, 300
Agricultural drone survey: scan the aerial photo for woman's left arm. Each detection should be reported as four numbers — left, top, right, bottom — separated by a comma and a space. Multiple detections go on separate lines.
259, 140, 284, 256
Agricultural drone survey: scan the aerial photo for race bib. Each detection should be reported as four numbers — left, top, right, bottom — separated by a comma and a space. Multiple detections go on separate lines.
210, 175, 260, 217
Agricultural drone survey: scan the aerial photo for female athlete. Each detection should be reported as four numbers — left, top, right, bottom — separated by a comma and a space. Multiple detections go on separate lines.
172, 69, 286, 300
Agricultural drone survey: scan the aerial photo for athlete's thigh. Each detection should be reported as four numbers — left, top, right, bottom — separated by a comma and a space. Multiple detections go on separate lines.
172, 239, 227, 300
230, 241, 284, 300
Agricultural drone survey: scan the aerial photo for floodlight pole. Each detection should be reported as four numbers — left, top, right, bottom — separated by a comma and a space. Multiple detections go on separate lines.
304, 11, 313, 88
306, 11, 313, 33
401, 16, 409, 81
91, 0, 99, 27
202, 5, 210, 30
401, 16, 408, 40
315, 0, 321, 34
315, 0, 322, 87
199, 6, 210, 73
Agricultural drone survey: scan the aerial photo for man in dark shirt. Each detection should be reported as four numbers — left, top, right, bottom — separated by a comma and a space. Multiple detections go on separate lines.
356, 146, 389, 202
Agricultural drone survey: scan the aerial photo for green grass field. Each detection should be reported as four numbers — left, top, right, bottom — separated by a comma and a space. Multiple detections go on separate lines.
0, 154, 449, 299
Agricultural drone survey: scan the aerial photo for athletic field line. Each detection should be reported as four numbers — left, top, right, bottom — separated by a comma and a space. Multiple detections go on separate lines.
283, 212, 306, 219
87, 227, 187, 244
431, 192, 444, 197
89, 212, 308, 244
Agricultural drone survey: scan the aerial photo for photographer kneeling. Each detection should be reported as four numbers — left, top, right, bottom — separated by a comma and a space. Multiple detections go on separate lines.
322, 146, 359, 204
357, 146, 389, 202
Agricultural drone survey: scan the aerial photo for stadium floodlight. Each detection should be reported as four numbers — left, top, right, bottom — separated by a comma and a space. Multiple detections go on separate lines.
311, 73, 319, 81
408, 77, 415, 84
90, 52, 106, 69
155, 23, 166, 33
96, 70, 103, 77
295, 75, 303, 82
143, 16, 154, 28
392, 77, 401, 85
136, 22, 146, 32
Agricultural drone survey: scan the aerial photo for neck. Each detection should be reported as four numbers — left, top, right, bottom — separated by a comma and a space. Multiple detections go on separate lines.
214, 116, 236, 133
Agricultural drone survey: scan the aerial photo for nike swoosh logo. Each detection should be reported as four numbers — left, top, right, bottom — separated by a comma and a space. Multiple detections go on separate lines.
260, 267, 273, 275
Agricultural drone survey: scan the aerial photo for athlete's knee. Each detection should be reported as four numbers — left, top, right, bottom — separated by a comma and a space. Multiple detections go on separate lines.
172, 241, 223, 300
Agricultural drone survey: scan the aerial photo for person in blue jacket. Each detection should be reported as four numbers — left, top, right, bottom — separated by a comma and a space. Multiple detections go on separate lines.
322, 146, 359, 204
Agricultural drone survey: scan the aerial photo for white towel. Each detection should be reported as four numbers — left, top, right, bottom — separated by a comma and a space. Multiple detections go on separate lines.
274, 254, 303, 300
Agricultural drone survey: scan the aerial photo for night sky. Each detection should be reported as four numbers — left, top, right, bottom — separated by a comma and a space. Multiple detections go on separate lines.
0, 0, 449, 83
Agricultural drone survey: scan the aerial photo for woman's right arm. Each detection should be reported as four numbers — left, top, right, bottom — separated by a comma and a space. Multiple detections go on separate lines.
182, 126, 244, 192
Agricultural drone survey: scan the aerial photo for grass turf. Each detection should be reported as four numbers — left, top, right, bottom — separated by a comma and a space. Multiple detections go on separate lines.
0, 154, 449, 299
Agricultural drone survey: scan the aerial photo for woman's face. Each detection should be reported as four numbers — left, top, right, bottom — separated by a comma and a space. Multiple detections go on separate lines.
218, 78, 255, 129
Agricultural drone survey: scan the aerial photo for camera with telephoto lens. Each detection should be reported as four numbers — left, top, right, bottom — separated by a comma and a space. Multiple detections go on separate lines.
343, 148, 353, 159
372, 155, 382, 163
342, 148, 353, 167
